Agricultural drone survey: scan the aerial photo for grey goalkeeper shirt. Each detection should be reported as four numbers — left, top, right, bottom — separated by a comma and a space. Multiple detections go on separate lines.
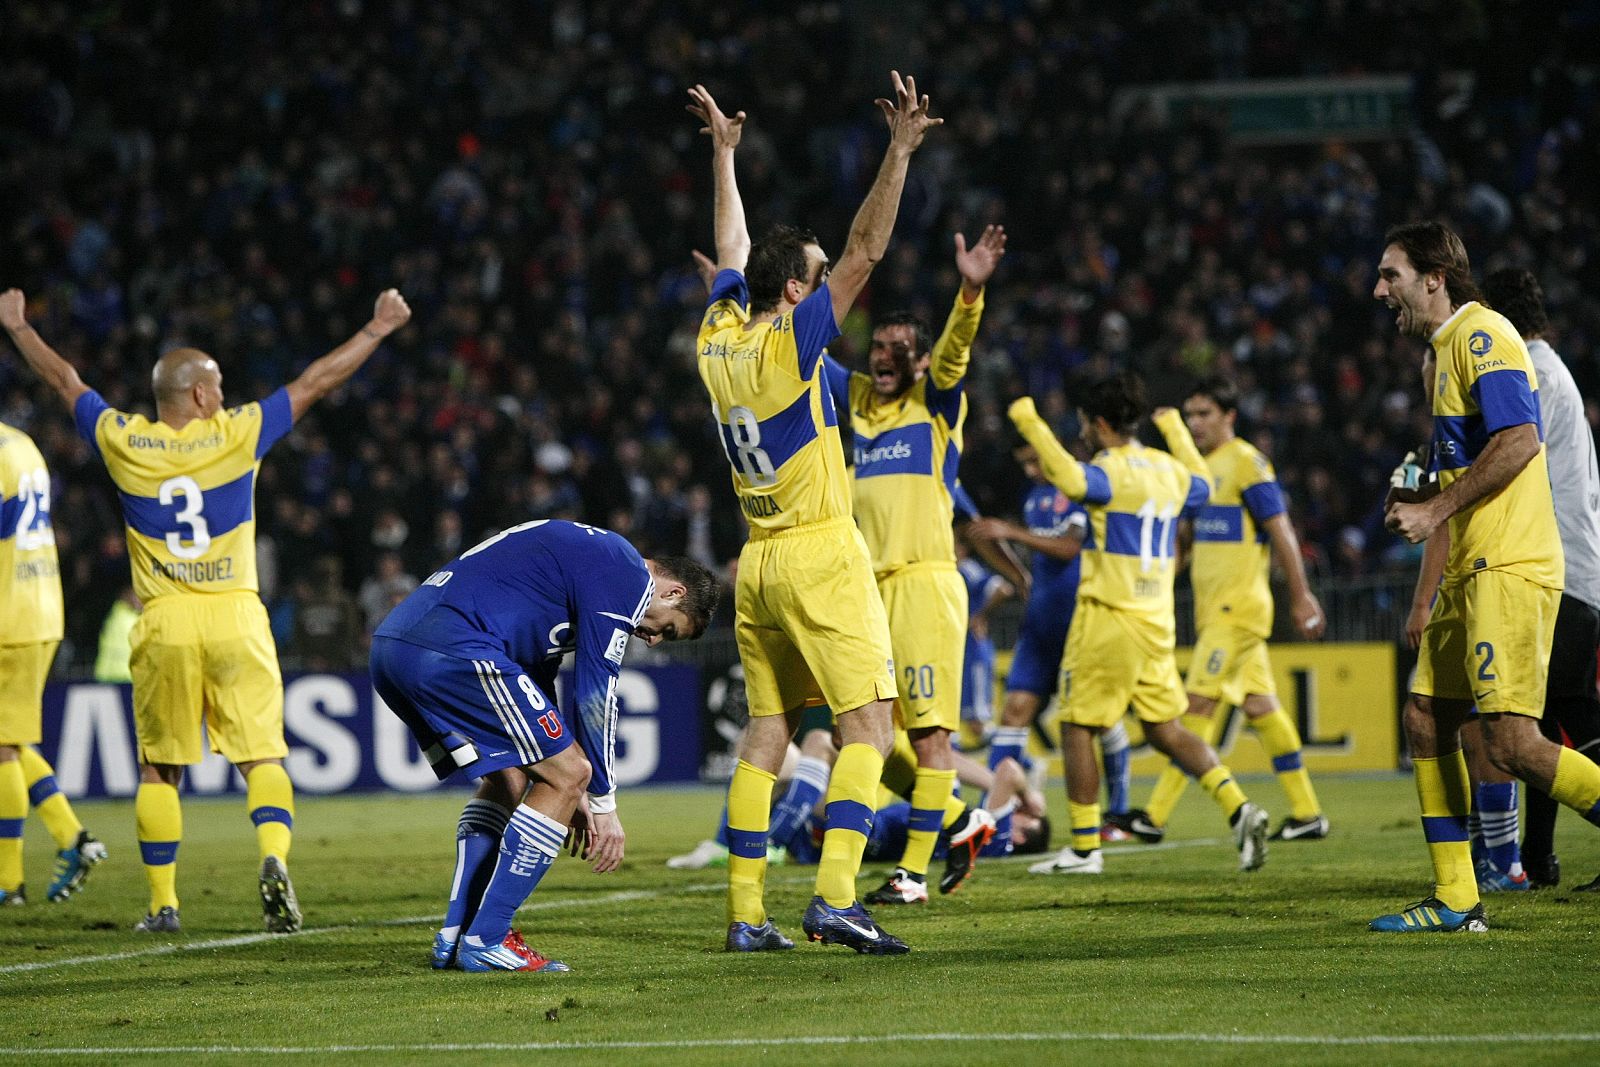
1529, 337, 1600, 611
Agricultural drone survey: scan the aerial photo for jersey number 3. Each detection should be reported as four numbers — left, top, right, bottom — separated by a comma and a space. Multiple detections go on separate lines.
159, 475, 211, 559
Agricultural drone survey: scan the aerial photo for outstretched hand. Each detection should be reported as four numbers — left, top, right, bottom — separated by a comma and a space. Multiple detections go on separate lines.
686, 84, 746, 151
691, 249, 718, 295
955, 225, 1006, 291
875, 71, 942, 152
370, 289, 412, 337
0, 289, 27, 332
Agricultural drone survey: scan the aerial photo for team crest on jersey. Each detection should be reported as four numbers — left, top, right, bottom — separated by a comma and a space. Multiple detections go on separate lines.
1468, 330, 1494, 357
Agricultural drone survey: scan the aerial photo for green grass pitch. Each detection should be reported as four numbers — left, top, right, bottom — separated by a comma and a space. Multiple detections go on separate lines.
3, 774, 1598, 1066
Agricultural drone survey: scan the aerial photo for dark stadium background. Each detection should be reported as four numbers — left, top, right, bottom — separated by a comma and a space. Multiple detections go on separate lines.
1, 0, 1596, 678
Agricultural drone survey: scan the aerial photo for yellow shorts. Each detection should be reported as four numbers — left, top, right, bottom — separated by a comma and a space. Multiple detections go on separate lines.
735, 518, 897, 717
878, 563, 967, 733
1059, 599, 1185, 729
131, 591, 286, 765
1414, 570, 1558, 717
0, 641, 59, 746
1186, 624, 1276, 705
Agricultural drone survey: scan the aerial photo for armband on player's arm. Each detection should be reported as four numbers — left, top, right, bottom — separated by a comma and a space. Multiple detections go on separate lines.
1007, 397, 1090, 500
929, 287, 983, 390
587, 791, 618, 815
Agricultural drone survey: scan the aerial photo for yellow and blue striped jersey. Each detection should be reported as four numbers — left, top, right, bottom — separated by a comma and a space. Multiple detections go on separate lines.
841, 290, 983, 571
1429, 302, 1562, 589
1190, 436, 1284, 637
1012, 404, 1209, 645
75, 388, 293, 602
0, 422, 63, 644
697, 269, 849, 534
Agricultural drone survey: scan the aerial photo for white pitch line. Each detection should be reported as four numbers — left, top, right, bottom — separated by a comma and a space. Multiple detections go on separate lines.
3, 1032, 1599, 1056
0, 838, 1231, 976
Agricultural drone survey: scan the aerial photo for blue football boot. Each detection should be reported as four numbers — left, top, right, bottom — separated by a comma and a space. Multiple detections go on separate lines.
725, 920, 795, 952
1369, 896, 1487, 933
431, 932, 458, 969
801, 896, 909, 955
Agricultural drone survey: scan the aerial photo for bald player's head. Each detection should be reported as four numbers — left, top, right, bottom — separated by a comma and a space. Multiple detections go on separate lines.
152, 347, 224, 422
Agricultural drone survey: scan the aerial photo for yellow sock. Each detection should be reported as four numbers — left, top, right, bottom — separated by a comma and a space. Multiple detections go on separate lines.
1198, 764, 1246, 822
901, 767, 957, 877
246, 763, 295, 863
18, 747, 81, 849
1251, 709, 1321, 821
136, 781, 182, 912
726, 760, 775, 926
1550, 746, 1600, 826
1415, 752, 1477, 911
1146, 712, 1222, 825
816, 743, 883, 907
0, 759, 25, 891
1068, 800, 1101, 853
880, 729, 917, 799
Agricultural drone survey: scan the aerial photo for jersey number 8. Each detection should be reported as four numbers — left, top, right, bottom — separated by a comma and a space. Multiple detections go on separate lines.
717, 405, 777, 487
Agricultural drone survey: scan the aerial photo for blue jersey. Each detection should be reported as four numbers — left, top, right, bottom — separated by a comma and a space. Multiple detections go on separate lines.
375, 519, 653, 797
1021, 482, 1087, 629
959, 556, 1001, 722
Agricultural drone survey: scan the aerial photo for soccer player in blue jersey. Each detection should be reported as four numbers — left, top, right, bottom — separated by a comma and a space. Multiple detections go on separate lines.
688, 74, 940, 954
1, 285, 411, 933
1373, 222, 1600, 932
0, 413, 106, 907
968, 443, 1135, 839
956, 541, 1012, 746
1010, 375, 1270, 875
373, 520, 718, 971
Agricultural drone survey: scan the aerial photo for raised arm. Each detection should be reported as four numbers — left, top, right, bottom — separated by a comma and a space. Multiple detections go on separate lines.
686, 85, 749, 272
0, 290, 90, 409
828, 72, 943, 325
929, 225, 1005, 390
1008, 397, 1095, 501
285, 289, 411, 423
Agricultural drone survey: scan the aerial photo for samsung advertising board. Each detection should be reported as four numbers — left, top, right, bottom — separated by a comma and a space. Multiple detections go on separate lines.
36, 665, 701, 800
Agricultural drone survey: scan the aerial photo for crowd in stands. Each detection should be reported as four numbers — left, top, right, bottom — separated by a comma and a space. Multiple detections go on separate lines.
2, 1, 1597, 671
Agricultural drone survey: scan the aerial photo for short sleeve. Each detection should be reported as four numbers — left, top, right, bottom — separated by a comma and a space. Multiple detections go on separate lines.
790, 284, 841, 379
73, 390, 111, 457
1184, 474, 1211, 510
1472, 369, 1541, 435
255, 387, 293, 458
1240, 481, 1286, 523
707, 269, 748, 310
1080, 465, 1113, 506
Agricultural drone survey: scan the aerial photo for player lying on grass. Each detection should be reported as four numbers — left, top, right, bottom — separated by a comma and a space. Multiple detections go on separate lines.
669, 728, 1050, 875
371, 519, 718, 972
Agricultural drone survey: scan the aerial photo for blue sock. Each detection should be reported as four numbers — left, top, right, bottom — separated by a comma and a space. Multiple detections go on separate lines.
768, 756, 830, 852
1477, 781, 1521, 877
989, 726, 1028, 771
439, 799, 511, 943
461, 805, 565, 949
713, 802, 730, 848
1102, 721, 1131, 816
983, 800, 1016, 857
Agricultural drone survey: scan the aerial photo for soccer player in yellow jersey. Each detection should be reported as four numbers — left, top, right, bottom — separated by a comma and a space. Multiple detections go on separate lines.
822, 225, 1007, 906
0, 420, 107, 907
1371, 221, 1600, 932
687, 73, 939, 954
1122, 376, 1330, 845
1010, 374, 1271, 875
0, 285, 411, 934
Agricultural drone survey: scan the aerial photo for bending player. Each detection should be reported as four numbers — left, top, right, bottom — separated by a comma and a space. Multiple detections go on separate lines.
1122, 377, 1329, 845
688, 74, 939, 954
1, 285, 412, 934
373, 519, 717, 972
1010, 376, 1270, 876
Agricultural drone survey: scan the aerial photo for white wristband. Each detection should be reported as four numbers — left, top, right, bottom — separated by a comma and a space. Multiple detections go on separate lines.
588, 791, 617, 815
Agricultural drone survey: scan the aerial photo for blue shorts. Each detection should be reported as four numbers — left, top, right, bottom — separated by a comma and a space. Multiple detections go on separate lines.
370, 636, 573, 782
1008, 612, 1072, 698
